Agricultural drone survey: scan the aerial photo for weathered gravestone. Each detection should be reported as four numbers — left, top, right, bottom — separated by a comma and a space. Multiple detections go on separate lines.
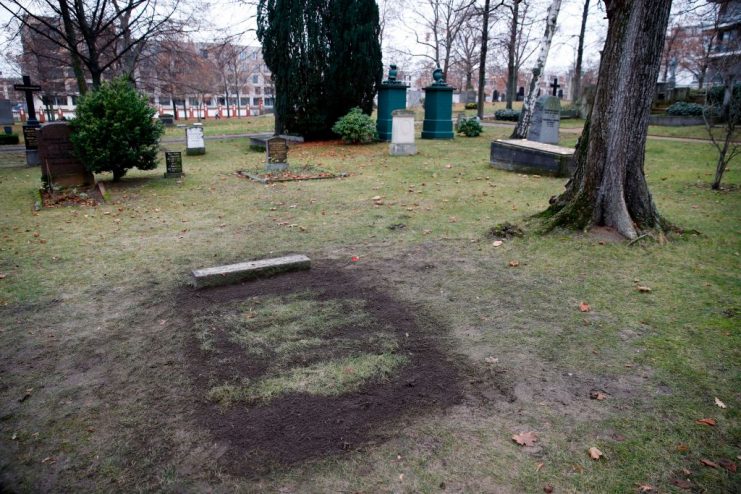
389, 109, 416, 156
527, 95, 561, 145
38, 122, 94, 187
516, 86, 525, 101
185, 126, 205, 155
164, 151, 183, 178
490, 78, 574, 177
265, 136, 288, 171
0, 99, 13, 135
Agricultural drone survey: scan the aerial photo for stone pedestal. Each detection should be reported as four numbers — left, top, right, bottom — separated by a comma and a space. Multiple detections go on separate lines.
490, 139, 574, 177
422, 69, 455, 140
389, 110, 416, 156
377, 82, 408, 141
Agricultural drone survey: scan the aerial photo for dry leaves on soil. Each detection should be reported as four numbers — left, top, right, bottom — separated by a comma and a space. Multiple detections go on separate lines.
512, 431, 538, 447
579, 302, 591, 312
718, 459, 737, 472
700, 459, 718, 468
637, 484, 655, 493
589, 390, 607, 400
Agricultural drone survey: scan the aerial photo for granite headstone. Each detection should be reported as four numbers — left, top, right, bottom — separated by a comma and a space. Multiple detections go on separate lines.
38, 122, 94, 187
389, 109, 416, 156
185, 126, 205, 155
265, 136, 288, 171
527, 95, 561, 145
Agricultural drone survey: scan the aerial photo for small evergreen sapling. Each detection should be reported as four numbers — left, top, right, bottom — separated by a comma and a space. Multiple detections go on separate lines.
70, 78, 163, 181
332, 108, 377, 144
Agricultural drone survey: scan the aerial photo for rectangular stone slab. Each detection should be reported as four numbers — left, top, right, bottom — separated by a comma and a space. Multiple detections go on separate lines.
191, 254, 311, 288
490, 139, 575, 177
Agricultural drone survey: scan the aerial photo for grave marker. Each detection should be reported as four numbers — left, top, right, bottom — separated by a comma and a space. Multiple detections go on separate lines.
0, 99, 13, 135
164, 151, 183, 178
527, 95, 561, 145
185, 126, 205, 155
389, 109, 416, 155
265, 136, 289, 171
38, 121, 94, 188
13, 75, 41, 166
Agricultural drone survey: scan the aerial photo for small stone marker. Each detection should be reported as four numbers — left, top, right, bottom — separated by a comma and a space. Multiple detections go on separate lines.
265, 136, 289, 171
527, 95, 561, 145
389, 109, 416, 155
191, 254, 311, 289
164, 151, 183, 178
185, 126, 205, 155
14, 75, 42, 166
0, 99, 13, 134
38, 121, 94, 188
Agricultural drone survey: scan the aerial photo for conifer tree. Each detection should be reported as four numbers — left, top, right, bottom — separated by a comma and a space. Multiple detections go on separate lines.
257, 0, 382, 139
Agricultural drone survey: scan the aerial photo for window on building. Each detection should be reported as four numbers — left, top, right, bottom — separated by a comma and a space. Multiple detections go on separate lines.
71, 96, 79, 106
264, 97, 274, 107
264, 86, 273, 95
254, 86, 261, 95
252, 74, 259, 84
240, 97, 249, 106
160, 97, 172, 106
253, 97, 263, 106
189, 97, 199, 106
217, 97, 226, 105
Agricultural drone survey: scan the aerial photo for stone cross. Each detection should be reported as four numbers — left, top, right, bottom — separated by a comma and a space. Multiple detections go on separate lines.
14, 75, 41, 125
550, 78, 560, 96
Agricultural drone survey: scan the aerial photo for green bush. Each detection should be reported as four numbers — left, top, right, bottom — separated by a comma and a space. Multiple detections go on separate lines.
706, 84, 741, 106
70, 77, 163, 181
464, 102, 478, 110
666, 102, 704, 116
331, 107, 376, 144
0, 133, 20, 145
494, 109, 520, 122
456, 117, 483, 137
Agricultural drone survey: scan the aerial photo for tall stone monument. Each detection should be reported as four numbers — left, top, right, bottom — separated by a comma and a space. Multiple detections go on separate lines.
13, 75, 42, 166
376, 64, 409, 141
421, 67, 455, 140
38, 122, 95, 188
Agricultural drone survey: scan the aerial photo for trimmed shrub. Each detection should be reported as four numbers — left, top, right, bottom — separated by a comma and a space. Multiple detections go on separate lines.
456, 117, 483, 137
70, 77, 163, 181
0, 133, 20, 145
666, 102, 704, 116
494, 108, 520, 121
464, 102, 478, 110
331, 107, 376, 144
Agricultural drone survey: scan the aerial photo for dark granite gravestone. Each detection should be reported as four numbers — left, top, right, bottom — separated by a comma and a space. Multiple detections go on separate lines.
265, 136, 288, 171
160, 114, 175, 126
38, 122, 94, 188
164, 151, 183, 178
492, 90, 499, 102
516, 86, 525, 101
14, 75, 41, 166
0, 99, 13, 135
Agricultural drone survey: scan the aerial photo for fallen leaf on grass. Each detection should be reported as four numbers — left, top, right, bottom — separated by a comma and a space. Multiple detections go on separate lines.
718, 459, 737, 473
676, 443, 689, 453
351, 256, 360, 262
508, 260, 520, 267
512, 431, 538, 447
535, 462, 544, 472
0, 274, 6, 279
492, 240, 503, 247
681, 468, 691, 476
636, 286, 652, 293
637, 484, 655, 493
589, 390, 607, 400
700, 459, 718, 468
41, 456, 56, 464
485, 356, 499, 364
696, 418, 717, 426
18, 388, 33, 403
543, 484, 553, 493
588, 447, 603, 460
671, 479, 692, 490
714, 397, 727, 409
579, 302, 591, 312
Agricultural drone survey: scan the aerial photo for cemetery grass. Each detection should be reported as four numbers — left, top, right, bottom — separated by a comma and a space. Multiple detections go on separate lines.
0, 126, 739, 493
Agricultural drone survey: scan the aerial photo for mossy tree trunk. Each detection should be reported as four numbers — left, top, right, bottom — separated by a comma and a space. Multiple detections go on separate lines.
544, 0, 672, 240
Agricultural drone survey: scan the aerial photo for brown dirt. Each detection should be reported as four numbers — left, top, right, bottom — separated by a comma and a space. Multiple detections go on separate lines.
182, 261, 465, 477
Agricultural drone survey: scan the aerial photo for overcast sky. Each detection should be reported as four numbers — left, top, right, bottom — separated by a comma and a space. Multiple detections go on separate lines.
0, 0, 608, 80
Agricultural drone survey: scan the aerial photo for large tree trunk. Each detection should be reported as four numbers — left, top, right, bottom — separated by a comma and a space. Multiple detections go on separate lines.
512, 0, 562, 139
543, 0, 672, 240
505, 0, 519, 110
573, 0, 589, 106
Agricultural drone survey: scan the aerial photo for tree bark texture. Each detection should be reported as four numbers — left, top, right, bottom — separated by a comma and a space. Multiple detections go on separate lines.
573, 0, 589, 106
545, 0, 672, 240
476, 0, 490, 119
511, 0, 561, 139
505, 0, 519, 110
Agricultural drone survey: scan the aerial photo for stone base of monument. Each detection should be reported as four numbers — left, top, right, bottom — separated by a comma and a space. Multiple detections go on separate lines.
191, 254, 311, 288
389, 143, 417, 156
490, 139, 575, 177
185, 147, 205, 156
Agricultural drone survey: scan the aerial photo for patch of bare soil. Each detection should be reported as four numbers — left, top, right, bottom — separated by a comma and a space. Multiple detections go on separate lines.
182, 263, 464, 477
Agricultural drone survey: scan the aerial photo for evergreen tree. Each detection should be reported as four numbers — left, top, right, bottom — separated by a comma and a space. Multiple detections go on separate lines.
257, 0, 382, 140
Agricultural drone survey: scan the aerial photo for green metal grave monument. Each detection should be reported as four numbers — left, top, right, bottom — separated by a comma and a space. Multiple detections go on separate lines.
376, 64, 408, 141
421, 67, 455, 139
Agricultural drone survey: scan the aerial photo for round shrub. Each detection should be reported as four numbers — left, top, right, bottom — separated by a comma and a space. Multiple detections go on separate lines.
331, 107, 376, 144
666, 102, 704, 116
70, 77, 163, 181
494, 108, 520, 122
464, 102, 478, 110
456, 117, 483, 137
